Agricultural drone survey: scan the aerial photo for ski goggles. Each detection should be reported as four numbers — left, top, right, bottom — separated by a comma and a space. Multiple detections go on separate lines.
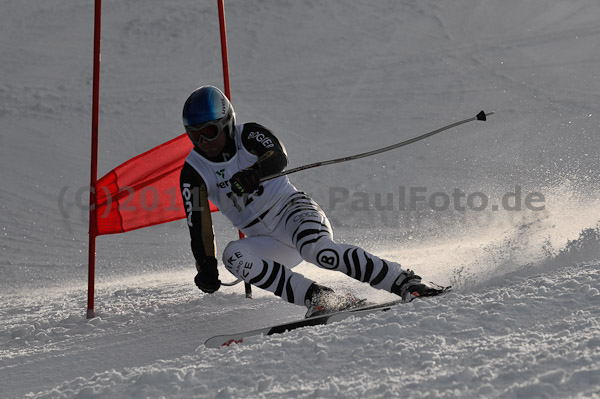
185, 120, 228, 145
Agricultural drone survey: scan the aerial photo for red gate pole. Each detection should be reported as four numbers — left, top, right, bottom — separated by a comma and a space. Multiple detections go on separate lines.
217, 0, 231, 100
217, 0, 252, 298
87, 0, 102, 319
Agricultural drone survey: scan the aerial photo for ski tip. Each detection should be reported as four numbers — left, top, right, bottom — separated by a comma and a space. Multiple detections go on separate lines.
222, 338, 244, 347
203, 337, 244, 349
476, 110, 494, 121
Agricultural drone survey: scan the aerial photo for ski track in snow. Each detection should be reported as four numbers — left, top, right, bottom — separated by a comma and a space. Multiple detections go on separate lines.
2, 0, 600, 398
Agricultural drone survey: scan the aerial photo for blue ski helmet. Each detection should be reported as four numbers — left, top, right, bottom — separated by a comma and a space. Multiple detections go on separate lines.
182, 86, 236, 145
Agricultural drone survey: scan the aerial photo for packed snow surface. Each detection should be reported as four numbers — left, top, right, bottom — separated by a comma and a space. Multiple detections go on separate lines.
1, 0, 600, 398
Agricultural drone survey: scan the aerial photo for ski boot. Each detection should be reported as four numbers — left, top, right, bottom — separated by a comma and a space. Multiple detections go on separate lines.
391, 269, 449, 302
304, 283, 368, 318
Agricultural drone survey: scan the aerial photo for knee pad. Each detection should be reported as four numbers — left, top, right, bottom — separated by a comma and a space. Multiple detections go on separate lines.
222, 240, 254, 279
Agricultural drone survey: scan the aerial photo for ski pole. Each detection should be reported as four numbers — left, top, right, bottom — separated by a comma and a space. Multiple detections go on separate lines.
221, 278, 252, 299
224, 112, 492, 290
222, 278, 243, 287
261, 110, 493, 182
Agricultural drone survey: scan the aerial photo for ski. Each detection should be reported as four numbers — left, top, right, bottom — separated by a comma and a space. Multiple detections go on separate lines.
204, 285, 452, 348
204, 299, 404, 348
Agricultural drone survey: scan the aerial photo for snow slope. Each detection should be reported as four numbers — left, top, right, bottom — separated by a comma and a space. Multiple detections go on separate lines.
1, 0, 600, 398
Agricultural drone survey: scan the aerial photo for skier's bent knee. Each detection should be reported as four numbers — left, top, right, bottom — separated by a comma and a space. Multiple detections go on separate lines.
222, 241, 250, 279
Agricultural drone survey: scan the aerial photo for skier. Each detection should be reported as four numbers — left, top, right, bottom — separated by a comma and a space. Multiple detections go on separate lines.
180, 85, 446, 317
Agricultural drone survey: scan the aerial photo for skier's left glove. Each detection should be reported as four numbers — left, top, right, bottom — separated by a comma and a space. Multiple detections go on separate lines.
194, 257, 221, 294
230, 167, 261, 196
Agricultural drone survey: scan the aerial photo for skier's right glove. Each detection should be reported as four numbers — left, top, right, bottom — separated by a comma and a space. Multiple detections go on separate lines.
230, 167, 261, 196
194, 257, 221, 294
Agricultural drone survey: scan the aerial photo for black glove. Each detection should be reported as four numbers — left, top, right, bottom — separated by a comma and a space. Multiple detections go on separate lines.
230, 167, 261, 196
194, 257, 221, 294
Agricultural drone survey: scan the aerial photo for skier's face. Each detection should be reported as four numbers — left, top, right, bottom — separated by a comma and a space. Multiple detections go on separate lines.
192, 125, 227, 157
